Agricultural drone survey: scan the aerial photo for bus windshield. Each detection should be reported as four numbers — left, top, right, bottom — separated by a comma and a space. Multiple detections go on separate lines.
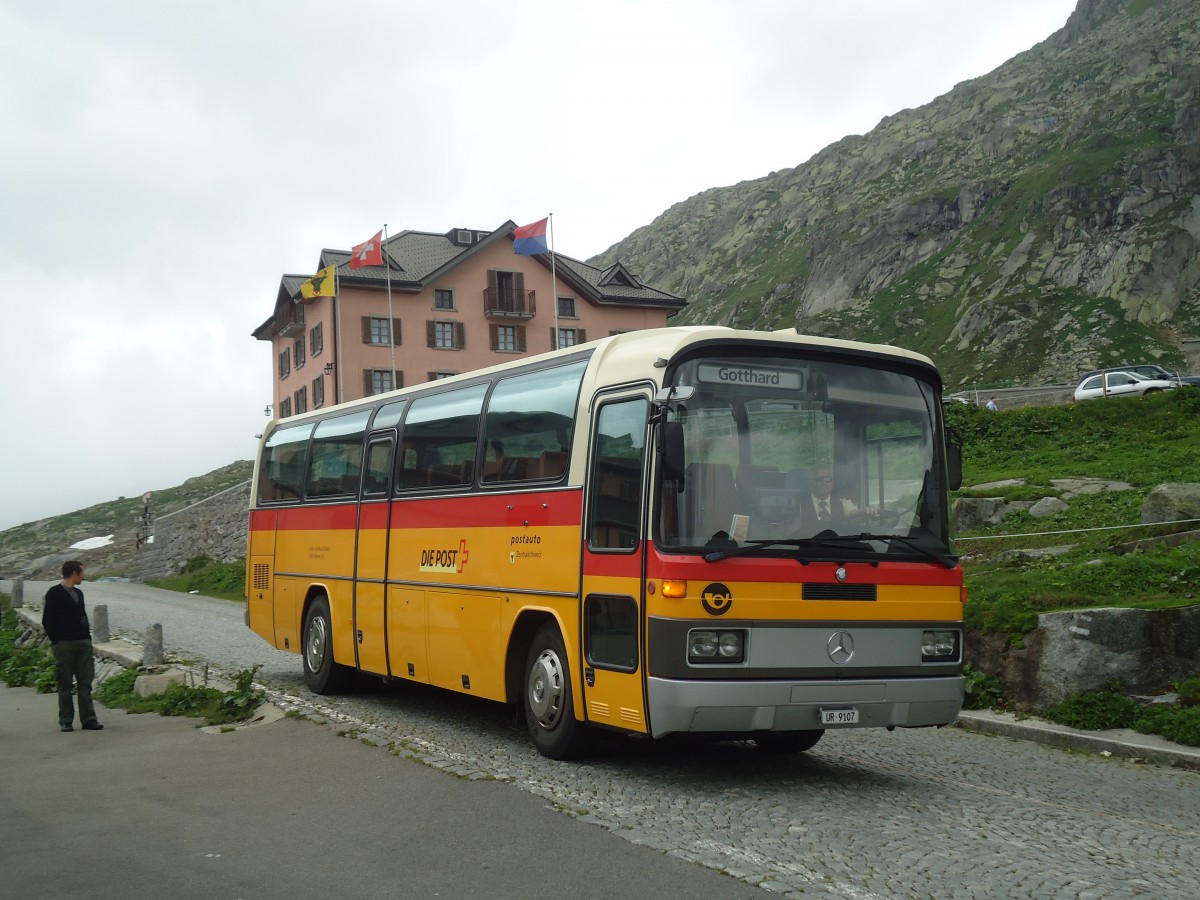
658, 352, 951, 563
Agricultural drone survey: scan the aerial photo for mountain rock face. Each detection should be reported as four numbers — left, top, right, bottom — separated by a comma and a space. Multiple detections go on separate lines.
591, 0, 1200, 385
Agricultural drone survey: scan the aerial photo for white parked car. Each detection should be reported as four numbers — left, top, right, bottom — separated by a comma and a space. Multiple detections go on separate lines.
1073, 370, 1176, 401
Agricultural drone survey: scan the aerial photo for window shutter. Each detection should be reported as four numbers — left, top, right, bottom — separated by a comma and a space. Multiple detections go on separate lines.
514, 271, 524, 295
426, 320, 436, 348
550, 327, 558, 350
489, 323, 498, 350
454, 322, 465, 348
396, 371, 404, 389
577, 329, 587, 343
516, 326, 526, 352
364, 370, 373, 396
362, 317, 373, 344
391, 318, 402, 346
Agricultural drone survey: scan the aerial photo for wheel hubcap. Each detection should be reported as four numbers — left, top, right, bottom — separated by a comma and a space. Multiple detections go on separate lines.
527, 648, 565, 728
306, 615, 327, 673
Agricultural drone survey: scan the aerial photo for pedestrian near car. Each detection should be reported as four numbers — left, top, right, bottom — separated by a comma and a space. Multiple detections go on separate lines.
42, 560, 103, 732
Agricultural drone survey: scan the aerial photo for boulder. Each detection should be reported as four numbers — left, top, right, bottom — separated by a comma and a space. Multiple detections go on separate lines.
1033, 606, 1200, 707
991, 545, 1075, 564
1141, 483, 1200, 524
133, 670, 189, 698
952, 497, 1032, 531
1051, 478, 1133, 498
1029, 497, 1070, 518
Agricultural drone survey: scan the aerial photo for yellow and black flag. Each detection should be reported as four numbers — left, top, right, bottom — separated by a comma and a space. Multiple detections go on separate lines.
300, 264, 337, 300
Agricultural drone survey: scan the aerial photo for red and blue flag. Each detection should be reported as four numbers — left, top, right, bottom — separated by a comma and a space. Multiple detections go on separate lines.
513, 217, 549, 255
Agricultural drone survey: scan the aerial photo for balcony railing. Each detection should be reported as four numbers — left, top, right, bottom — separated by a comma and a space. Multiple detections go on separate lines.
483, 288, 536, 319
279, 307, 305, 337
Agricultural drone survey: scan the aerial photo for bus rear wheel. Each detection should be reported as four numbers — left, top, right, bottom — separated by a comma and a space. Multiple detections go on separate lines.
524, 623, 592, 760
753, 730, 824, 753
302, 595, 354, 694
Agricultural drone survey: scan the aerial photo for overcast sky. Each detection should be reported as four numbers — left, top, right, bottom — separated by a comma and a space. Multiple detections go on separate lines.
0, 0, 1076, 533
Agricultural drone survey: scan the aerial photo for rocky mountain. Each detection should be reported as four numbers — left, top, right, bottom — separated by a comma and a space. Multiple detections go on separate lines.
590, 0, 1200, 386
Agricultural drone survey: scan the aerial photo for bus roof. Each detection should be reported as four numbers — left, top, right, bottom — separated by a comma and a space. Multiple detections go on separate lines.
266, 326, 941, 432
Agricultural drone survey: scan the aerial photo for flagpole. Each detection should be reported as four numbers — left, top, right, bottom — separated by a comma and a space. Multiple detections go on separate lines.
548, 213, 558, 349
334, 268, 343, 404
383, 223, 396, 389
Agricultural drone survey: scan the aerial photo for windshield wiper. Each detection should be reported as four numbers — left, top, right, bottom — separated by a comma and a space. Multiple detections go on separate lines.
815, 533, 958, 569
702, 538, 873, 563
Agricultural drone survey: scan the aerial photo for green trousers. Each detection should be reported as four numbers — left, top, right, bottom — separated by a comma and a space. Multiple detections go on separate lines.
52, 640, 98, 727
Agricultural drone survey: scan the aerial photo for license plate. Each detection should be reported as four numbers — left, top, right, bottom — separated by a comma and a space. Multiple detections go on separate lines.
820, 708, 859, 726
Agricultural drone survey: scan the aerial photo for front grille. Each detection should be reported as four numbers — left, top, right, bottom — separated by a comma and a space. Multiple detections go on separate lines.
803, 583, 877, 601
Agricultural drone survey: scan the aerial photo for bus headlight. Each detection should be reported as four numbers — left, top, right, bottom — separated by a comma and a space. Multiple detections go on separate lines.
922, 629, 960, 661
688, 629, 745, 664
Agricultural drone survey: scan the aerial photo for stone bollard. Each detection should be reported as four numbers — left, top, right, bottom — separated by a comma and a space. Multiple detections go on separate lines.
11, 577, 23, 608
144, 623, 164, 666
93, 605, 110, 643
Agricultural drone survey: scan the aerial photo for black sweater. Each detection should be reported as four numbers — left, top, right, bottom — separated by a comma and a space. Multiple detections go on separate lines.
42, 584, 91, 643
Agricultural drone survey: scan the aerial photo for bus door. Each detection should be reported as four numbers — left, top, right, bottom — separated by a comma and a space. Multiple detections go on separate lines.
579, 393, 651, 735
353, 433, 394, 676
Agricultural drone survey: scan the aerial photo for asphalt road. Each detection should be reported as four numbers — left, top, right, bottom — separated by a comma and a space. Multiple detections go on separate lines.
0, 684, 757, 900
6, 579, 1200, 899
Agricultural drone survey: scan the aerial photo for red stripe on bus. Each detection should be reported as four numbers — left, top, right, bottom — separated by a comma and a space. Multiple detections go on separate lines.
646, 552, 962, 586
393, 491, 583, 528
249, 490, 584, 532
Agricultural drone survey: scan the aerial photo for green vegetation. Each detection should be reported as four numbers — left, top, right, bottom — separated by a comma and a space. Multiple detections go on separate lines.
1042, 680, 1200, 747
948, 389, 1200, 636
147, 555, 246, 602
92, 663, 266, 726
961, 664, 1003, 711
0, 598, 56, 692
1, 595, 265, 726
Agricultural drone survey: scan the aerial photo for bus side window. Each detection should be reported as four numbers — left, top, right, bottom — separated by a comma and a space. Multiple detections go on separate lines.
363, 440, 393, 495
482, 360, 585, 484
397, 384, 487, 491
259, 422, 313, 503
587, 398, 648, 550
306, 410, 370, 498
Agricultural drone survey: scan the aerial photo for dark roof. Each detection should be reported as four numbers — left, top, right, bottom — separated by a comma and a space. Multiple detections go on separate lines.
254, 221, 685, 339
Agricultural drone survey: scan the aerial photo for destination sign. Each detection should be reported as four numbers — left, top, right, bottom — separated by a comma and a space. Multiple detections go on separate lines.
697, 363, 804, 390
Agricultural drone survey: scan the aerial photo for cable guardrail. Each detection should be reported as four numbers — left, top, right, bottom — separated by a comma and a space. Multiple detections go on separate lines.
955, 517, 1200, 541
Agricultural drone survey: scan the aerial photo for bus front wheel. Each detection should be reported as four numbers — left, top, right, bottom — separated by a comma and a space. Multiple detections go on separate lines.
302, 595, 354, 694
524, 623, 592, 760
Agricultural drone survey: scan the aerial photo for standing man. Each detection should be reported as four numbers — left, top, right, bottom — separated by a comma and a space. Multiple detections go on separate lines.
42, 560, 103, 732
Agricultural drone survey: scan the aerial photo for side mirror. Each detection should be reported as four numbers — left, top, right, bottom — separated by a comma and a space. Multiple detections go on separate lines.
659, 422, 685, 484
945, 428, 963, 491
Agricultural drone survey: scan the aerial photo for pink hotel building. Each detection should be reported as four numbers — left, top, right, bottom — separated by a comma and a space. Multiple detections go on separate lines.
253, 220, 686, 417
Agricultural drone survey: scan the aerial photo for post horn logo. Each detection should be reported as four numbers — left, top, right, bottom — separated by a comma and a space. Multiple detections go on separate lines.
701, 582, 733, 616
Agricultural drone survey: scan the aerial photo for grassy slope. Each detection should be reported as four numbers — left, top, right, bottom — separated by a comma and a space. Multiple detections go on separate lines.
946, 388, 1200, 634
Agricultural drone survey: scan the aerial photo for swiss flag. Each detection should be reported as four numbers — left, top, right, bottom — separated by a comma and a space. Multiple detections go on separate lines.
350, 230, 383, 269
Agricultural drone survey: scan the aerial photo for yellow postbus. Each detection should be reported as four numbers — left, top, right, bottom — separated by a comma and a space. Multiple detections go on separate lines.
246, 326, 965, 758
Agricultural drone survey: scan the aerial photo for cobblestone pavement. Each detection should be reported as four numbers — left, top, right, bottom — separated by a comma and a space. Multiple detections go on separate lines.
11, 580, 1200, 899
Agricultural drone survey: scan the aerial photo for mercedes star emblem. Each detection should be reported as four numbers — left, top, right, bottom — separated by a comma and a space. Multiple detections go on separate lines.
827, 631, 855, 665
